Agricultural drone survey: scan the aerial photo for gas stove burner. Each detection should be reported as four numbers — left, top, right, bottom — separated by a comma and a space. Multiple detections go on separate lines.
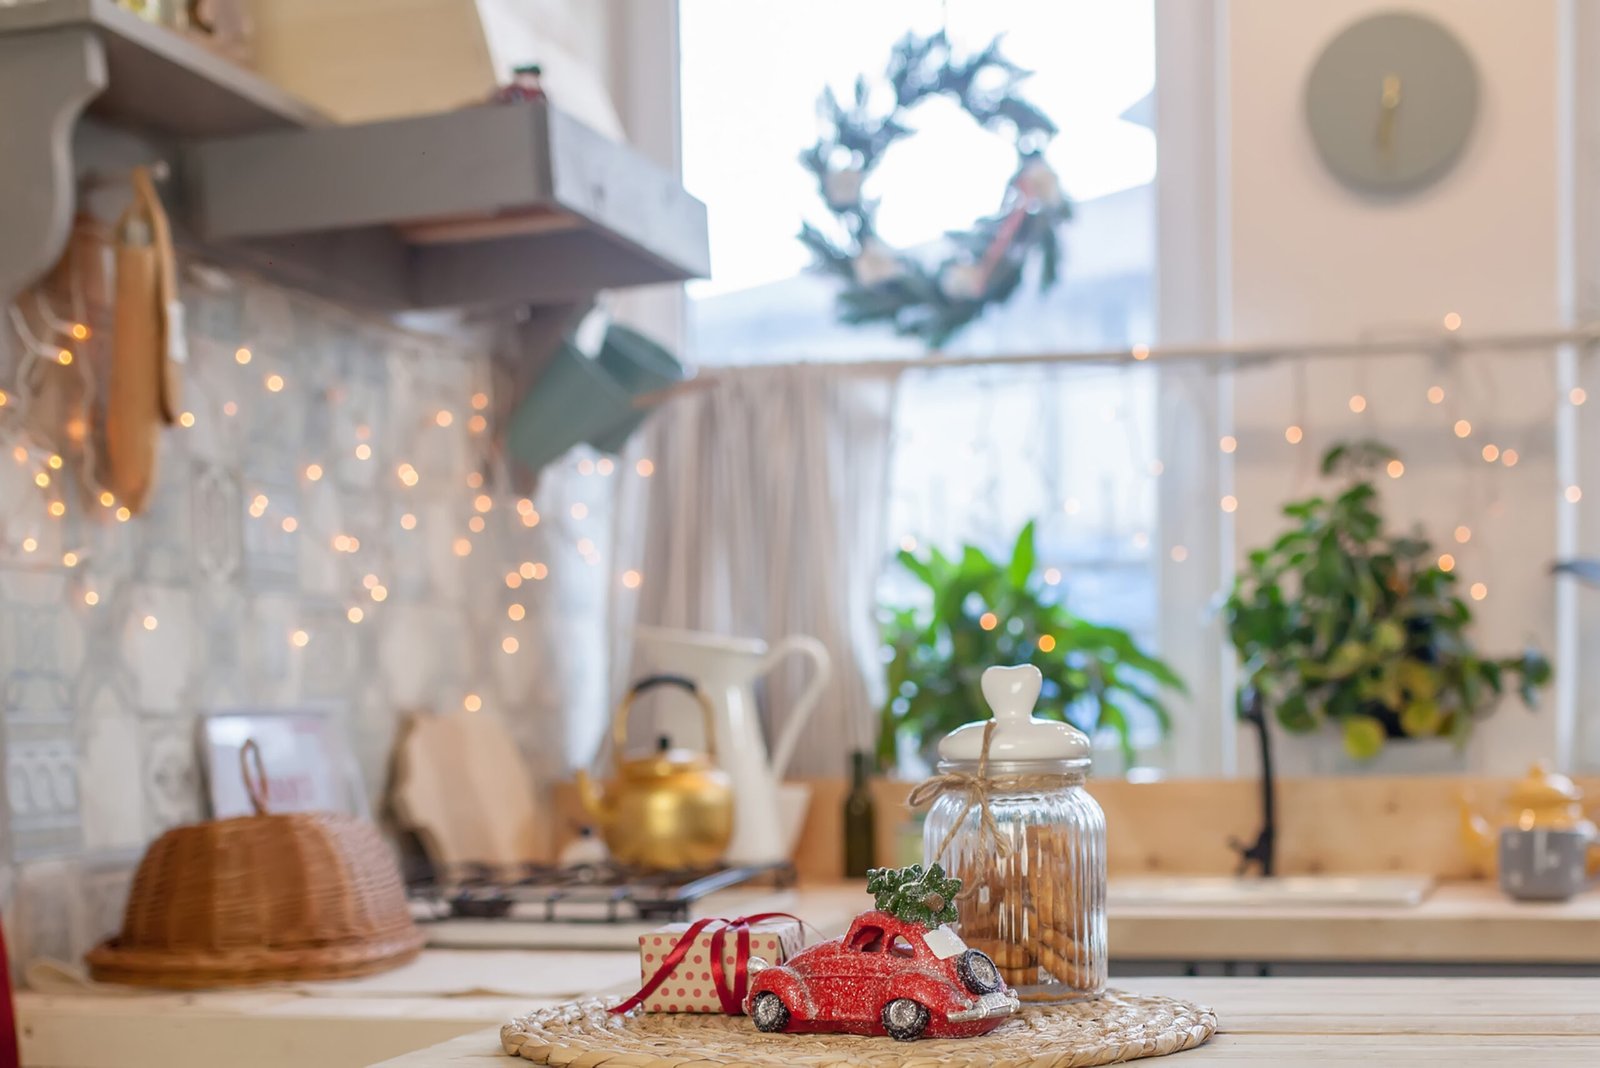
408, 860, 796, 925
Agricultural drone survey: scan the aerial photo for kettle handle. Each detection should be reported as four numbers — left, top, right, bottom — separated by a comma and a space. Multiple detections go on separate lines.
612, 674, 720, 761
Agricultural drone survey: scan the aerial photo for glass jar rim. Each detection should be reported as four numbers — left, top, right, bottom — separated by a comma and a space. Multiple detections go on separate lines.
935, 756, 1089, 777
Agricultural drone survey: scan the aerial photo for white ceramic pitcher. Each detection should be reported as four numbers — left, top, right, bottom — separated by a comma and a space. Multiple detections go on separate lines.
633, 626, 831, 865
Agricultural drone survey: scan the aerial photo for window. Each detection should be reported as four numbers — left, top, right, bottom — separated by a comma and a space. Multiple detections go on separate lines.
681, 0, 1155, 363
679, 1, 1166, 765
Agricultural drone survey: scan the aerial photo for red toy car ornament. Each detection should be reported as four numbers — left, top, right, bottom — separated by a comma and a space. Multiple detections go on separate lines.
744, 909, 1019, 1040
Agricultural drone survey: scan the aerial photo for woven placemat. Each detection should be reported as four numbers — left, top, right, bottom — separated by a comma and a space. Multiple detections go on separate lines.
500, 989, 1216, 1067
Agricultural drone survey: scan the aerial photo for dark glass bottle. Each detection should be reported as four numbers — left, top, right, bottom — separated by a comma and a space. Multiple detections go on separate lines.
843, 750, 877, 878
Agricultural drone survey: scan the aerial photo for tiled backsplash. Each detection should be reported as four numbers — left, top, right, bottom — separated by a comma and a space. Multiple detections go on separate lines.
0, 267, 611, 970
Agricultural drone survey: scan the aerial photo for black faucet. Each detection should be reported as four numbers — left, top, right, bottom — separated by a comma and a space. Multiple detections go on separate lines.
1229, 688, 1276, 878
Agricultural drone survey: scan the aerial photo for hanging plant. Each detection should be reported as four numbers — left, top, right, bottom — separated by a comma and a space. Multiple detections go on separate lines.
1225, 440, 1552, 760
798, 31, 1072, 349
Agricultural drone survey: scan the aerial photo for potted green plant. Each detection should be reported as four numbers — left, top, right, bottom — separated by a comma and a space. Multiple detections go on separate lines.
877, 521, 1185, 770
1225, 440, 1552, 762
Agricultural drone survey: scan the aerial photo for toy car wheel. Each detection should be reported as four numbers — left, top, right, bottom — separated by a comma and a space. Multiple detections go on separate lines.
881, 997, 930, 1041
750, 992, 790, 1033
956, 948, 1004, 994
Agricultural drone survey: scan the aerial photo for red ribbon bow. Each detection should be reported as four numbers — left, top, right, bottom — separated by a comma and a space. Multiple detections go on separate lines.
611, 912, 804, 1016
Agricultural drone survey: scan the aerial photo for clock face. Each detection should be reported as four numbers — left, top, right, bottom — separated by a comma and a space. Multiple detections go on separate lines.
1304, 12, 1479, 196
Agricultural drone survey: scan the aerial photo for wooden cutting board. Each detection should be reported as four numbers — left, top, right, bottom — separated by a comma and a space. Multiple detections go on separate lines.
391, 707, 548, 873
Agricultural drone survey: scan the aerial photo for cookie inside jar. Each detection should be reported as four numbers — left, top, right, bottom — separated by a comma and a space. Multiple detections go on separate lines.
917, 664, 1107, 1001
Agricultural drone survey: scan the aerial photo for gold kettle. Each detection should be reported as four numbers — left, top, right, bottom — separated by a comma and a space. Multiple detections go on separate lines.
576, 675, 734, 870
1459, 762, 1600, 877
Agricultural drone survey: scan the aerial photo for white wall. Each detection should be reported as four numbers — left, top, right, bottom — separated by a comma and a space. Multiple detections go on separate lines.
1220, 0, 1569, 774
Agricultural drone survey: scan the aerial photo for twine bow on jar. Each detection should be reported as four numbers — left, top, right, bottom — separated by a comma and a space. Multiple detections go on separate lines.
907, 720, 1012, 901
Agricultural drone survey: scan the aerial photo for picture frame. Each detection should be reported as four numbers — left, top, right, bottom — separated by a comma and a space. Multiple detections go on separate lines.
198, 706, 369, 820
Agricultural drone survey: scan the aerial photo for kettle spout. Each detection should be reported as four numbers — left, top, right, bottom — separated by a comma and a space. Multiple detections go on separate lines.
575, 769, 612, 826
1458, 791, 1494, 875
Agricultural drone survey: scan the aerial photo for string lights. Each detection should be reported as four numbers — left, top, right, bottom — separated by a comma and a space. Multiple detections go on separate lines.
0, 259, 680, 669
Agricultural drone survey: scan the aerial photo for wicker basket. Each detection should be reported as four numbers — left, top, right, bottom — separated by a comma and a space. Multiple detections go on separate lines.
87, 742, 424, 988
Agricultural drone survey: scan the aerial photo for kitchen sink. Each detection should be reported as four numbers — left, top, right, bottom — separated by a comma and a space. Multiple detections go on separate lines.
1108, 875, 1435, 908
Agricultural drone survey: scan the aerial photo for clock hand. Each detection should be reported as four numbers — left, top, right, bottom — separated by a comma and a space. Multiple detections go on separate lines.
1378, 73, 1402, 153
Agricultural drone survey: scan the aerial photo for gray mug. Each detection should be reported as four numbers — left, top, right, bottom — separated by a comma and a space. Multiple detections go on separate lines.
1498, 826, 1594, 901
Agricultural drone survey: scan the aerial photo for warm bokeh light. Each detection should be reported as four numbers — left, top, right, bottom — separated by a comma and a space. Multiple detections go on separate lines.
979, 612, 999, 631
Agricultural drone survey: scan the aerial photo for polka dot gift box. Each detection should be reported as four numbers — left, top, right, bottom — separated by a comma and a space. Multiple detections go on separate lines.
625, 914, 805, 1015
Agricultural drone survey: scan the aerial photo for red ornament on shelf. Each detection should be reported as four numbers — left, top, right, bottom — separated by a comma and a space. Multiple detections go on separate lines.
743, 908, 1018, 1041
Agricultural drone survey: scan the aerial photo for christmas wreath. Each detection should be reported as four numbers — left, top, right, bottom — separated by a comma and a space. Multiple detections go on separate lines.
799, 31, 1072, 348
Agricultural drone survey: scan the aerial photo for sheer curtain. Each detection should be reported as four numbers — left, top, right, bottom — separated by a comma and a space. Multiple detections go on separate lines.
613, 363, 898, 777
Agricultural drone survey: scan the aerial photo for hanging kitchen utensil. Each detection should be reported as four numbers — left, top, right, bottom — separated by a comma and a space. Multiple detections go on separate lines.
105, 164, 184, 513
506, 319, 684, 473
586, 323, 685, 454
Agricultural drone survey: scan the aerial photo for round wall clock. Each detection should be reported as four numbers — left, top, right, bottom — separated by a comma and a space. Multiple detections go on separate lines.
1304, 11, 1479, 196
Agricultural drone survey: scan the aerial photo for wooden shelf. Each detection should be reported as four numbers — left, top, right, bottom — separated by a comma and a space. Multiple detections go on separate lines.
189, 100, 710, 308
0, 0, 323, 136
0, 0, 708, 311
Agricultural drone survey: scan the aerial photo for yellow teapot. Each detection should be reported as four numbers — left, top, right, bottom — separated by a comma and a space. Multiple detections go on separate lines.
1459, 762, 1600, 877
576, 675, 734, 870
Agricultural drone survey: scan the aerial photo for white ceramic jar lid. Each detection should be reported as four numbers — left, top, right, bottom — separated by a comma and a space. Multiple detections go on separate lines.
937, 664, 1091, 765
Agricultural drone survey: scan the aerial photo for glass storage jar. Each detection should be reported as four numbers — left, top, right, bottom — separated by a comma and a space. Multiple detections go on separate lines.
919, 664, 1106, 1000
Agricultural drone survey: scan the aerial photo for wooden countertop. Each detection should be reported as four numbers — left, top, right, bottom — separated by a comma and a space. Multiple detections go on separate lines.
1112, 880, 1600, 964
374, 976, 1600, 1065
22, 881, 1600, 1066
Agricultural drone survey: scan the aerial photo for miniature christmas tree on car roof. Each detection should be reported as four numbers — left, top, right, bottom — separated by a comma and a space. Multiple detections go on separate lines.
866, 863, 962, 928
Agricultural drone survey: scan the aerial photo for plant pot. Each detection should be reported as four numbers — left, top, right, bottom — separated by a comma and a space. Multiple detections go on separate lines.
1310, 735, 1467, 776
